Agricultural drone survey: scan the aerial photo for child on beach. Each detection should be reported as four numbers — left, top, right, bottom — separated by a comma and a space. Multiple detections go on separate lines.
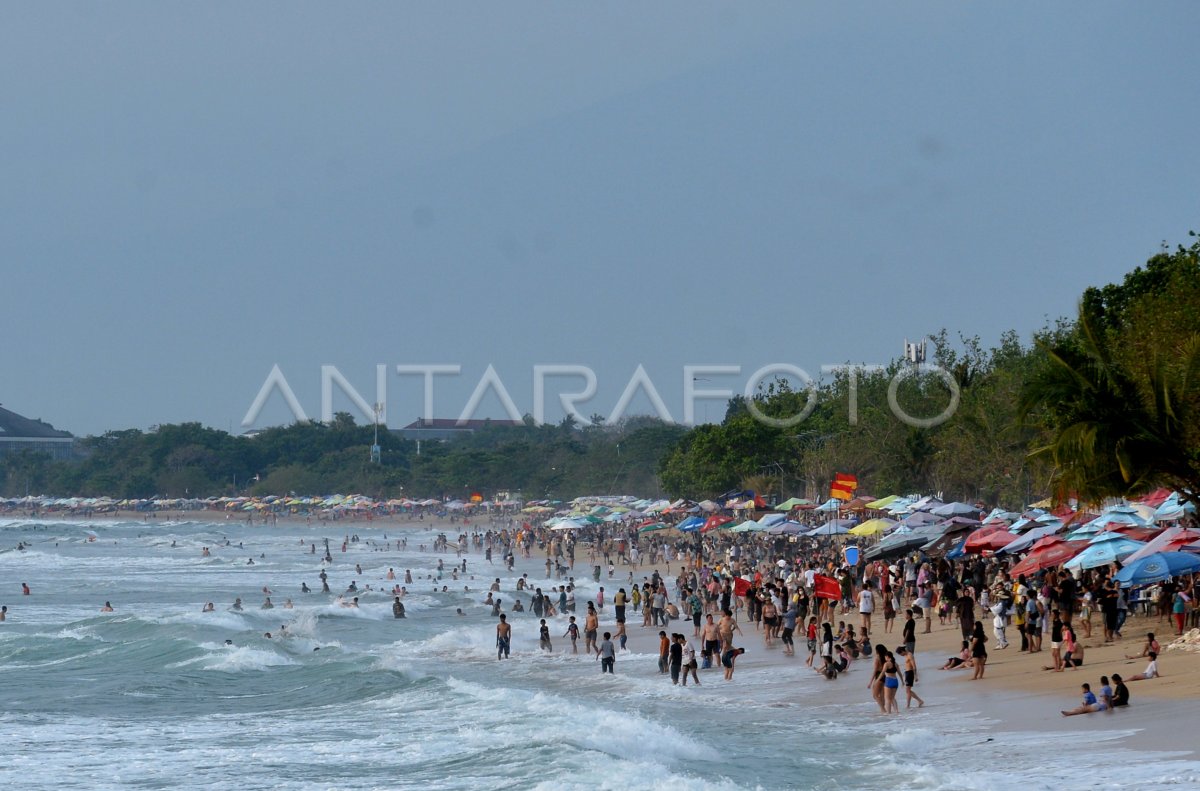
1125, 653, 1160, 681
805, 617, 818, 667
722, 646, 746, 680
597, 632, 616, 673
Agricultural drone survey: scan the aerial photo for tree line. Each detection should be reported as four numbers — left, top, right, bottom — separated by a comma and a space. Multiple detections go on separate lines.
0, 414, 685, 501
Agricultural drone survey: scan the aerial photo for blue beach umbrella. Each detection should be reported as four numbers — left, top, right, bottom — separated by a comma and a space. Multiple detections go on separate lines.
1063, 533, 1146, 570
1115, 551, 1200, 587
676, 515, 706, 532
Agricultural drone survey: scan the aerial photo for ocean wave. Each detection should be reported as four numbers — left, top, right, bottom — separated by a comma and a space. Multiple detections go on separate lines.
193, 644, 297, 672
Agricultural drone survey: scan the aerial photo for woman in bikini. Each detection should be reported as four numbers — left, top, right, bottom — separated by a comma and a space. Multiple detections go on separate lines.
882, 650, 901, 714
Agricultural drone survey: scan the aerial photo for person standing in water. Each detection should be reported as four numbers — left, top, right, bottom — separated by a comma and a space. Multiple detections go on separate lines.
584, 603, 600, 656
564, 616, 580, 653
897, 646, 924, 708
539, 619, 552, 653
597, 632, 616, 673
496, 614, 511, 660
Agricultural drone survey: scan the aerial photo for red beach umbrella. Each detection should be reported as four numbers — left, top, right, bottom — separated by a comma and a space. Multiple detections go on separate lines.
1009, 541, 1088, 577
701, 514, 734, 533
963, 524, 1014, 554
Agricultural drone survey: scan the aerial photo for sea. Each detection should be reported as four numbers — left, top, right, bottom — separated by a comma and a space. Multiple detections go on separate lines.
2, 517, 1199, 791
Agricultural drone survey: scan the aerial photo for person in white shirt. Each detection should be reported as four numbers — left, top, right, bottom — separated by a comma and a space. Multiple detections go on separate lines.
1126, 652, 1160, 681
858, 583, 875, 631
681, 638, 700, 686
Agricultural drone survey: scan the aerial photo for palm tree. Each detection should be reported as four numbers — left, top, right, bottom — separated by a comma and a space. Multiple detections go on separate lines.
1021, 311, 1200, 507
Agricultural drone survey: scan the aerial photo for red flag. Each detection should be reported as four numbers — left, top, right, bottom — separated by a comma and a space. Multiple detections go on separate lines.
732, 577, 751, 597
813, 574, 842, 601
834, 473, 858, 488
830, 484, 854, 501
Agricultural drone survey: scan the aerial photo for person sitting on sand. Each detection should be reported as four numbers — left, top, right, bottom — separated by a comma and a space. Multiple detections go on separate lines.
1111, 673, 1130, 707
940, 641, 972, 670
1125, 632, 1160, 660
1125, 652, 1160, 681
1062, 680, 1110, 717
1044, 638, 1085, 670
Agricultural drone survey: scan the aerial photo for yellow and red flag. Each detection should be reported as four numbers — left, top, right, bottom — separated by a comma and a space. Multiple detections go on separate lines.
830, 472, 858, 501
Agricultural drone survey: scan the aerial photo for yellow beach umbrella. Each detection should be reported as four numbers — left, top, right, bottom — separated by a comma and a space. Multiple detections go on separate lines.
849, 517, 896, 536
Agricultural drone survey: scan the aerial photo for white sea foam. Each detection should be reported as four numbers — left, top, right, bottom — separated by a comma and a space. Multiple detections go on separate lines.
197, 644, 296, 672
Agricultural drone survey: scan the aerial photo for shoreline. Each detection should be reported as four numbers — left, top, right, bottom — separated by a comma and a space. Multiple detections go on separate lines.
4, 511, 1197, 757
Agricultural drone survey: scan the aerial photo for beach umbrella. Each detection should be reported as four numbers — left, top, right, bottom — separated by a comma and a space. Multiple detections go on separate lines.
730, 519, 762, 534
996, 522, 1064, 555
1083, 509, 1147, 529
865, 495, 902, 510
1008, 541, 1089, 577
756, 513, 787, 528
769, 521, 806, 536
1063, 534, 1147, 570
931, 501, 980, 518
849, 517, 896, 537
865, 533, 931, 560
1120, 526, 1200, 565
1008, 509, 1048, 533
1138, 489, 1174, 508
1151, 492, 1195, 522
982, 507, 1020, 523
1114, 552, 1200, 587
909, 496, 945, 512
777, 497, 810, 511
809, 520, 852, 536
963, 524, 1016, 554
899, 511, 942, 529
701, 514, 734, 533
677, 515, 706, 533
1092, 525, 1159, 543
1026, 534, 1068, 553
637, 522, 670, 534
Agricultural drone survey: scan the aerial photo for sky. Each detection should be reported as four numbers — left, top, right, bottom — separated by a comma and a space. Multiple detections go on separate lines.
3, 2, 1198, 437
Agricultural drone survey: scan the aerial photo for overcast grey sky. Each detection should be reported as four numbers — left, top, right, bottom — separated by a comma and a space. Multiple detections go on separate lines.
3, 2, 1198, 436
